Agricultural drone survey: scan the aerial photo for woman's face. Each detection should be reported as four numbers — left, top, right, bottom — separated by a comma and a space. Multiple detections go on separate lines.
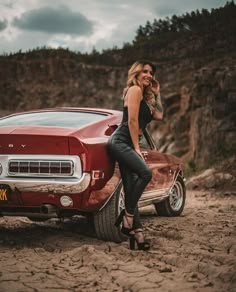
137, 64, 154, 88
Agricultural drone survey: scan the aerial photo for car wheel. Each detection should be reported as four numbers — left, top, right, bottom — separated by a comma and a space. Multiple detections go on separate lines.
93, 181, 127, 243
154, 176, 186, 216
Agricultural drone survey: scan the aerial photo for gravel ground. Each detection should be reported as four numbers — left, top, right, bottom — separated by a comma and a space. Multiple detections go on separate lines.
0, 190, 235, 292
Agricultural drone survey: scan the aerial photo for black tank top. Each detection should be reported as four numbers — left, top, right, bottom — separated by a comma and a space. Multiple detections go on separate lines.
121, 99, 153, 130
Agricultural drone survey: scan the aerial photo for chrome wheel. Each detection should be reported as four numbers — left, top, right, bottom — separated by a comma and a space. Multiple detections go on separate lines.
118, 187, 125, 213
169, 181, 184, 211
154, 176, 186, 216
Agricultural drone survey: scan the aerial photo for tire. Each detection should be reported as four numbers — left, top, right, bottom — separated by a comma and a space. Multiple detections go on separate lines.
93, 182, 126, 243
154, 176, 186, 216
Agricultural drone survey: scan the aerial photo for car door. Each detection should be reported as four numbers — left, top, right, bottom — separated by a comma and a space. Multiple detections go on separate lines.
139, 132, 174, 204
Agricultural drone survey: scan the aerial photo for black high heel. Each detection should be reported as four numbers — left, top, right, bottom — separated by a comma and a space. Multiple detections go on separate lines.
114, 209, 125, 226
129, 230, 150, 251
114, 209, 134, 237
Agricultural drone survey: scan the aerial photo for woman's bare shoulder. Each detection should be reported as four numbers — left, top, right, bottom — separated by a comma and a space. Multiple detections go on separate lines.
127, 85, 142, 96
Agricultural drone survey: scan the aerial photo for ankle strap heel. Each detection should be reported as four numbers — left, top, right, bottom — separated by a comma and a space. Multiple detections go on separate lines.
129, 230, 150, 251
114, 209, 125, 227
129, 235, 135, 250
114, 209, 134, 237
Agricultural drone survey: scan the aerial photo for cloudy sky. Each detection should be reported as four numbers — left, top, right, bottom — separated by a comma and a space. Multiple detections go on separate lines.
0, 0, 228, 55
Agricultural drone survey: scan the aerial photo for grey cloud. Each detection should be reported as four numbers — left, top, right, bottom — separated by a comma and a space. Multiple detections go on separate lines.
0, 19, 8, 31
0, 30, 52, 55
12, 5, 94, 35
0, 0, 228, 55
155, 6, 179, 17
3, 2, 14, 9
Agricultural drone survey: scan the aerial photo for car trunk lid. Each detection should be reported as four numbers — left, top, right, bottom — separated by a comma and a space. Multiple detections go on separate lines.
0, 127, 76, 155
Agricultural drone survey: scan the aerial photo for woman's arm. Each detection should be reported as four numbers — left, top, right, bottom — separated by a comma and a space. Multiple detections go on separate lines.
150, 79, 163, 121
126, 86, 143, 155
152, 93, 163, 120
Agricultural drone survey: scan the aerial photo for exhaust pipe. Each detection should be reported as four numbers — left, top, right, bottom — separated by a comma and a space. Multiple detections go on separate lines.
40, 204, 57, 214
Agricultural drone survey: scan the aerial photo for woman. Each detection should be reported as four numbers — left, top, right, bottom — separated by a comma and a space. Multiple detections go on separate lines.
108, 60, 163, 250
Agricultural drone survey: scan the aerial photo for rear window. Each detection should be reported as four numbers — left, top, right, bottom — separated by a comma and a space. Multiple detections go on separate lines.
0, 111, 108, 128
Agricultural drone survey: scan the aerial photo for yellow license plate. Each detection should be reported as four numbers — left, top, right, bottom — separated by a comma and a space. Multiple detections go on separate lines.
0, 184, 11, 202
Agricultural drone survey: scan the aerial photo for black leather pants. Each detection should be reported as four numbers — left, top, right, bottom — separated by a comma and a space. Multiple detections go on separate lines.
107, 125, 152, 229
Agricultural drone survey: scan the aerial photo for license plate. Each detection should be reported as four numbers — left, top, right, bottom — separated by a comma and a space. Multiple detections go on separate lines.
0, 184, 11, 202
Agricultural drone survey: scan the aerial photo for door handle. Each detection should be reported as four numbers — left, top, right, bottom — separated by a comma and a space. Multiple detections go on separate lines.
141, 151, 148, 159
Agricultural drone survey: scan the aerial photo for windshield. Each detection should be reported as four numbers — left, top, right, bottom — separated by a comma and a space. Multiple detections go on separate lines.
0, 111, 108, 128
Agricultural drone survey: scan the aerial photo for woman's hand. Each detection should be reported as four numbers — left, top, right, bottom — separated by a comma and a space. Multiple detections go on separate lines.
150, 78, 160, 96
135, 148, 145, 160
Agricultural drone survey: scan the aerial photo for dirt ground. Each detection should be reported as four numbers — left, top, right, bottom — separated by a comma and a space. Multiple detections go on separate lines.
0, 190, 235, 292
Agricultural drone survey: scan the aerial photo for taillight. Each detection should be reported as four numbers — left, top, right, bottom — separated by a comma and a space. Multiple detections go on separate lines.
8, 160, 74, 176
92, 170, 104, 180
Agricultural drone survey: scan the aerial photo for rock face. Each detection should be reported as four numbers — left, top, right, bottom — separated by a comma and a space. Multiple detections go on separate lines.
152, 58, 236, 170
0, 52, 125, 112
0, 50, 235, 171
186, 156, 236, 191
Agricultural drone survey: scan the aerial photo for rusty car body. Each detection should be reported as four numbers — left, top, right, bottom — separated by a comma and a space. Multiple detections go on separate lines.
0, 108, 186, 242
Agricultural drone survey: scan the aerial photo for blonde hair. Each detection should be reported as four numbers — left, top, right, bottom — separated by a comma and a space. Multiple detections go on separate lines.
122, 60, 156, 103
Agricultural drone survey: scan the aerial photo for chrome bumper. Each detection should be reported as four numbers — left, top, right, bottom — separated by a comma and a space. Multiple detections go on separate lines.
0, 172, 91, 194
0, 154, 91, 194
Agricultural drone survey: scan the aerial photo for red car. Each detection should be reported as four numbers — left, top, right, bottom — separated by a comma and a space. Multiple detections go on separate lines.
0, 107, 186, 242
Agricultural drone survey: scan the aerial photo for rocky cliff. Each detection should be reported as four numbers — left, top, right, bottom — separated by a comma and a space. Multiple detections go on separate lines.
0, 51, 235, 174
150, 56, 236, 172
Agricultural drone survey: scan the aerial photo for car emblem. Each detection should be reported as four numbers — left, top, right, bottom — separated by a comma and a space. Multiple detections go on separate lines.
1, 144, 27, 148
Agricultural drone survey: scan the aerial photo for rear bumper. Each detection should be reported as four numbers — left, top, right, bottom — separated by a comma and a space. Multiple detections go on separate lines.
0, 172, 91, 194
0, 154, 91, 194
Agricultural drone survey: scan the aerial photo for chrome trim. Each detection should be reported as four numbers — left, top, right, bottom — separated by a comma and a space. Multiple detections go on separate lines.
99, 180, 170, 211
168, 170, 181, 193
0, 172, 91, 194
98, 170, 184, 211
0, 155, 81, 178
138, 171, 184, 208
138, 188, 170, 208
0, 154, 90, 194
169, 180, 184, 211
99, 180, 122, 211
8, 160, 74, 177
